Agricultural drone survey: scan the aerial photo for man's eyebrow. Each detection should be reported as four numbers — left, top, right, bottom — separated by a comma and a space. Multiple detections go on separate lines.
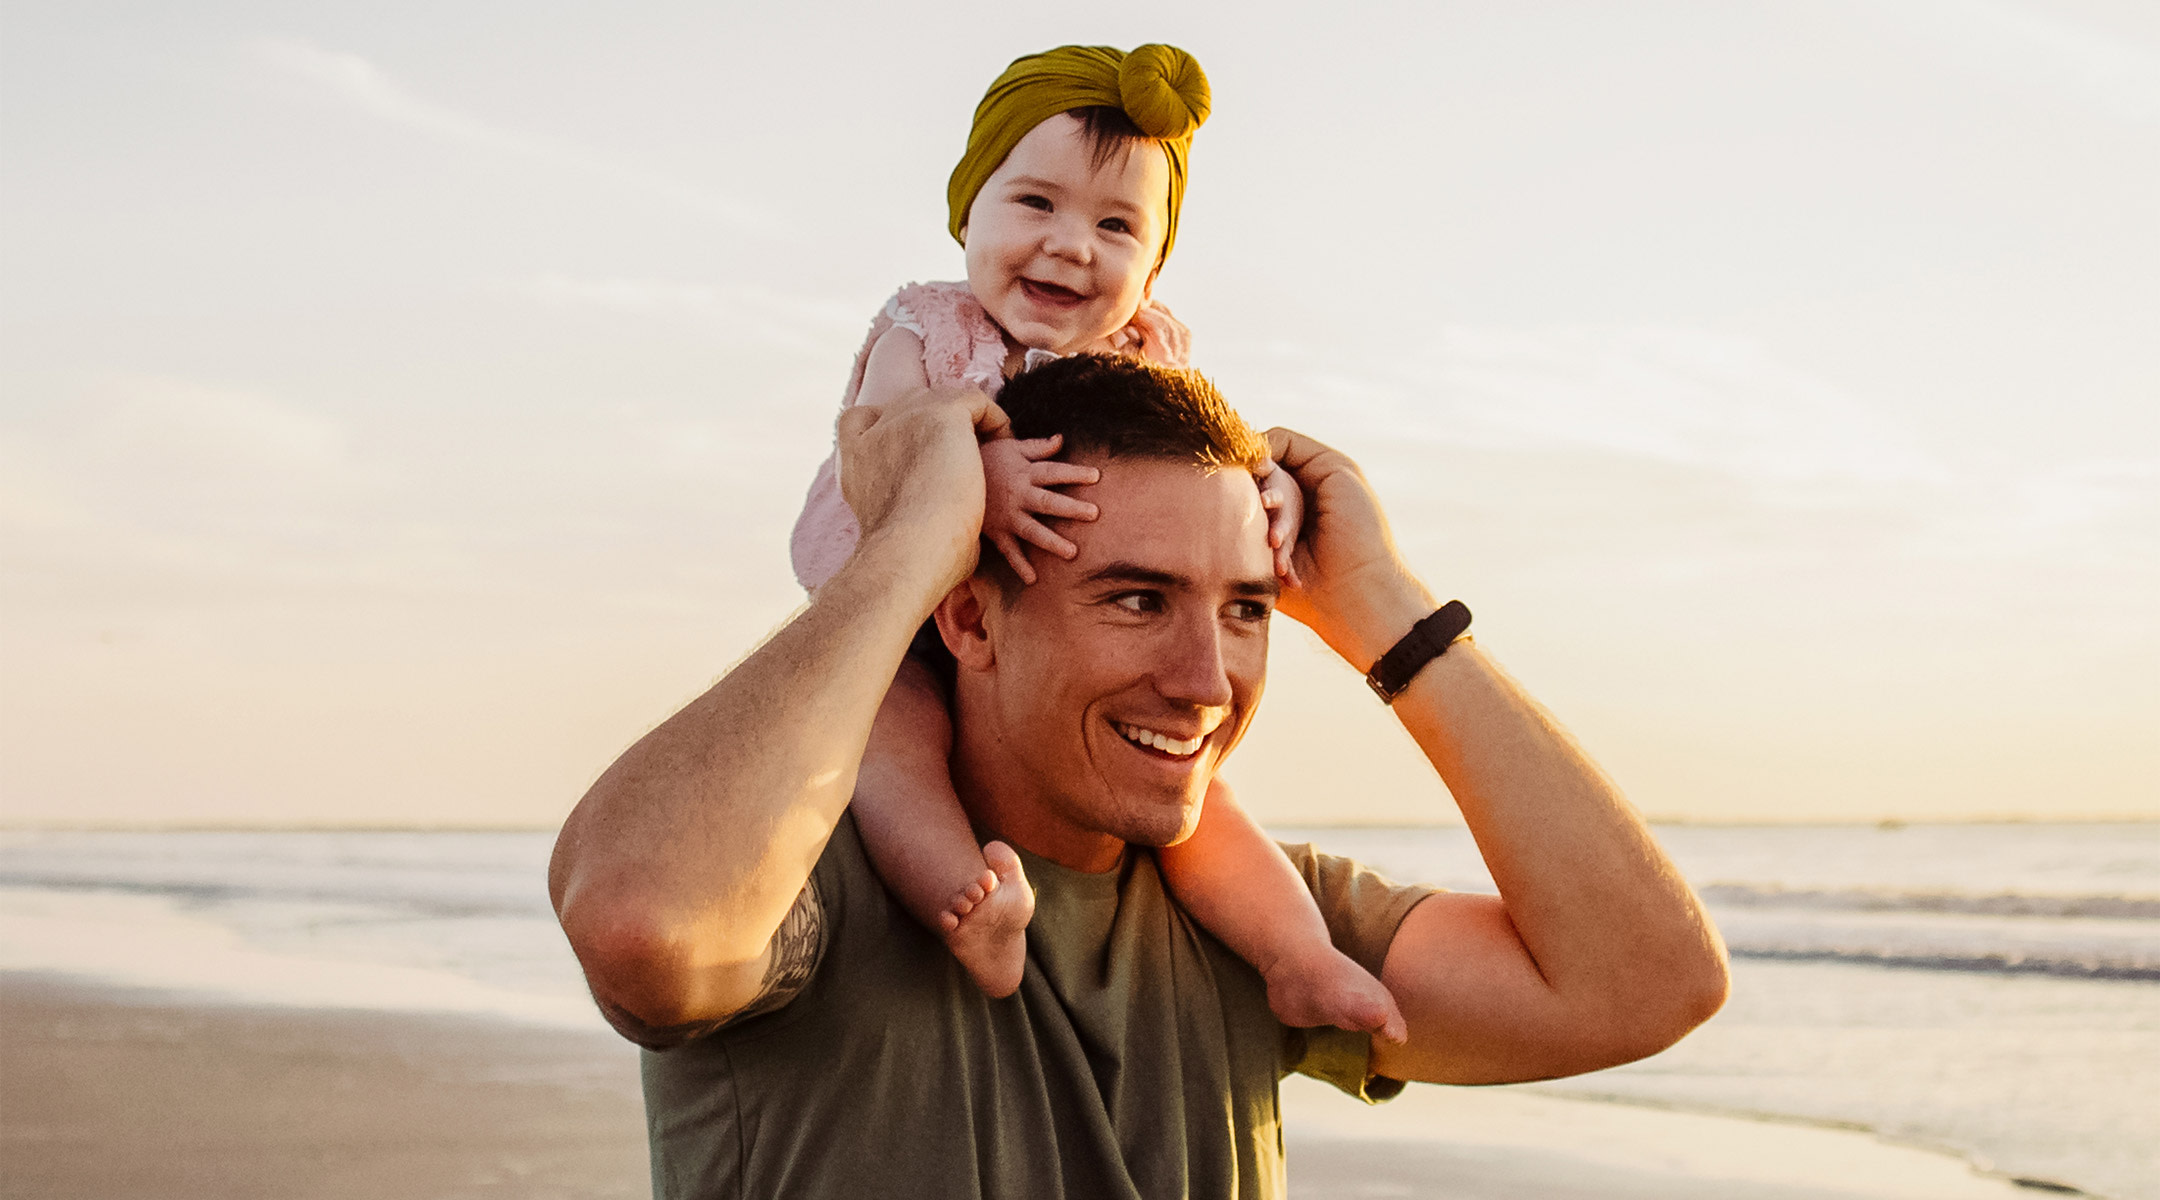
1084, 562, 1184, 589
1083, 562, 1281, 601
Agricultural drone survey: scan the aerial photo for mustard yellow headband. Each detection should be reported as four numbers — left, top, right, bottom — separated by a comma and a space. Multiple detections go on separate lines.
947, 44, 1211, 261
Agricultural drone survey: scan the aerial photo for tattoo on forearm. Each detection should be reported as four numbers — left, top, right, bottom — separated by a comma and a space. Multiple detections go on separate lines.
732, 881, 827, 1022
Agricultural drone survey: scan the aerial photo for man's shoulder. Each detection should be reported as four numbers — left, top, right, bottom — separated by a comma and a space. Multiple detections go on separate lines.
1277, 841, 1443, 979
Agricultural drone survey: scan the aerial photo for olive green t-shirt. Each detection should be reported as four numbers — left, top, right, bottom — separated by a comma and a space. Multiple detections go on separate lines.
640, 813, 1436, 1200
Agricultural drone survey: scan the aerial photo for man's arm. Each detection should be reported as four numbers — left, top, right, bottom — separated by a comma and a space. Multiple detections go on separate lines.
1267, 428, 1730, 1086
548, 389, 1002, 1040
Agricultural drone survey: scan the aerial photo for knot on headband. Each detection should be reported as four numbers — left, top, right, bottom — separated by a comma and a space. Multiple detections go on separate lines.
948, 43, 1211, 261
1118, 44, 1210, 141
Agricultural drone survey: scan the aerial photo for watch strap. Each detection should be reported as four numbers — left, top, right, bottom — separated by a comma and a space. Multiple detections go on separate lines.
1365, 600, 1472, 703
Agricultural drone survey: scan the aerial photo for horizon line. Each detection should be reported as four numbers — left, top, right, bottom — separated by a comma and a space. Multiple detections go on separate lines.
3, 815, 2155, 834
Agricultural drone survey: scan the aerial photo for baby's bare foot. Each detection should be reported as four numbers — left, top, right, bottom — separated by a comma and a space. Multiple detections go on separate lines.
1263, 944, 1408, 1044
939, 841, 1035, 998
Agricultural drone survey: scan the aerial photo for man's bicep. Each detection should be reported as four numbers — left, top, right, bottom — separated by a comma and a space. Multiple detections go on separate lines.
598, 881, 829, 1051
1368, 892, 1601, 1085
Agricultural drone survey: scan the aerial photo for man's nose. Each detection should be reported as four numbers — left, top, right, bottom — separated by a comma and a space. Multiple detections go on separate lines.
1154, 614, 1235, 710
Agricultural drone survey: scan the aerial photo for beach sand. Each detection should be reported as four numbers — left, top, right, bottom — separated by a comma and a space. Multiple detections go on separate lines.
0, 975, 648, 1200
1, 974, 2050, 1200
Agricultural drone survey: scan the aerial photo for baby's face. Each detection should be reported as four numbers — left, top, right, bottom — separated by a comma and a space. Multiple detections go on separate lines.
962, 113, 1171, 356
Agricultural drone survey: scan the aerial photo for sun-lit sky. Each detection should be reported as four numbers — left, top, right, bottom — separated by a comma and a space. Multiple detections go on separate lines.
3, 0, 2155, 827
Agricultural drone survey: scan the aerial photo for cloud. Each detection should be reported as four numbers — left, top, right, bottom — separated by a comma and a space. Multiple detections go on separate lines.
84, 374, 350, 474
247, 35, 773, 229
517, 273, 865, 352
1241, 324, 1950, 491
1863, 0, 2160, 123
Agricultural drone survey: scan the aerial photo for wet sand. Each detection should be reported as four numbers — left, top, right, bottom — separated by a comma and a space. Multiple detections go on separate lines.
2, 974, 2046, 1199
0, 975, 647, 1200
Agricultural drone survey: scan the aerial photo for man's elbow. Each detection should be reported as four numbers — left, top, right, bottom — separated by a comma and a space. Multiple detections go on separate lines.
1606, 939, 1731, 1065
557, 893, 763, 1036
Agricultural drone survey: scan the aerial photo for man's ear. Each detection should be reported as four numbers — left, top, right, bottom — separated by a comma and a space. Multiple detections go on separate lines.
933, 576, 999, 672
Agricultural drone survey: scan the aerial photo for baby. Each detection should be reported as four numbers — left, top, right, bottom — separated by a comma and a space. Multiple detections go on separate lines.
791, 44, 1405, 1043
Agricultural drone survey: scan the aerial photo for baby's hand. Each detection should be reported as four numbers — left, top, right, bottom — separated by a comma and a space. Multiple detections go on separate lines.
980, 433, 1101, 584
1101, 300, 1191, 367
1255, 459, 1304, 588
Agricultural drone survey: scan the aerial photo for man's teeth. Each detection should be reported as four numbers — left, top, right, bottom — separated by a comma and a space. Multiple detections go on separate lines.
1115, 723, 1204, 757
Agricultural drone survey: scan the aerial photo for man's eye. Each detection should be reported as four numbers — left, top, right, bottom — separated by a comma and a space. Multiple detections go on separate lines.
1111, 592, 1162, 614
1228, 601, 1273, 623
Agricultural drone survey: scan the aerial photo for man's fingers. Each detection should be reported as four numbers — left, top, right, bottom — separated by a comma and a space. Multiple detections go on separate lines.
835, 404, 881, 440
1014, 518, 1080, 560
1027, 488, 1098, 522
971, 394, 1014, 442
1264, 427, 1348, 477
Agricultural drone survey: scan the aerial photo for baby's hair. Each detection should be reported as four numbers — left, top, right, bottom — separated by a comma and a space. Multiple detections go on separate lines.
1068, 105, 1151, 171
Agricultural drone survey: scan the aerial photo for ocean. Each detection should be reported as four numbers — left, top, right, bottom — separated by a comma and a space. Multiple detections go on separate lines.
1, 823, 2153, 1199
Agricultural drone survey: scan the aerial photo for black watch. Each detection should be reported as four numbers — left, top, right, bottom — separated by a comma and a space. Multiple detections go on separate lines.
1365, 601, 1472, 703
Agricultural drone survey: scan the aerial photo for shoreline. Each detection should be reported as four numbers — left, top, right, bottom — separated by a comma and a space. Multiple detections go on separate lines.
4, 817, 2155, 832
2, 972, 2069, 1200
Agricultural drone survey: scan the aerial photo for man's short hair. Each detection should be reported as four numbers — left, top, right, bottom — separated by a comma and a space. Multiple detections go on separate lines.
998, 353, 1271, 475
960, 354, 1270, 610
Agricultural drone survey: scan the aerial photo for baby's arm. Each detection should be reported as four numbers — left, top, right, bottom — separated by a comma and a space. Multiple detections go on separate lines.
1159, 780, 1407, 1042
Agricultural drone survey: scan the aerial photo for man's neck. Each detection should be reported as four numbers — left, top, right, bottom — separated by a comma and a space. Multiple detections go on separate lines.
949, 699, 1128, 874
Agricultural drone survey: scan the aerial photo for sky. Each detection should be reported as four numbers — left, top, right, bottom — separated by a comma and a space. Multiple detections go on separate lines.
2, 0, 2155, 827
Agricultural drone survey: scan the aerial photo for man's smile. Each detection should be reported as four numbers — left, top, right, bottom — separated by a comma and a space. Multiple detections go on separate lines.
1112, 720, 1209, 759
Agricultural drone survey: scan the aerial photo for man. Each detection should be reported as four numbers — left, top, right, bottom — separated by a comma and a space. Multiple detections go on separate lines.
550, 356, 1729, 1198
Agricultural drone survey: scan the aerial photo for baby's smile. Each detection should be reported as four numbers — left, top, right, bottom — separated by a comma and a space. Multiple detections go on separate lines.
1020, 278, 1088, 307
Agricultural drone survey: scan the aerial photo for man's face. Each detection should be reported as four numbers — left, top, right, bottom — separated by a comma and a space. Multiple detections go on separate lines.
975, 455, 1276, 853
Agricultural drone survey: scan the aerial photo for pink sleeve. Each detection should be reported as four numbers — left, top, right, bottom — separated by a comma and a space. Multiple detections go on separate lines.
790, 283, 1006, 593
789, 451, 858, 592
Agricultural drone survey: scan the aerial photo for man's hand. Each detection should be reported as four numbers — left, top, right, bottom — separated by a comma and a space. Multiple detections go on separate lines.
838, 388, 1010, 598
1265, 427, 1437, 673
1262, 433, 1727, 1087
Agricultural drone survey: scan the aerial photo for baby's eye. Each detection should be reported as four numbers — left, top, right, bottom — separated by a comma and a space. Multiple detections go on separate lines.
1017, 194, 1052, 211
1098, 217, 1132, 235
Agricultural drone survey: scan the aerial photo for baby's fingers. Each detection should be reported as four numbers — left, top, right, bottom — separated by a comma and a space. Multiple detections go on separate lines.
1275, 543, 1303, 591
1027, 487, 1097, 523
991, 533, 1038, 585
1014, 517, 1080, 561
1028, 460, 1100, 490
1011, 434, 1064, 461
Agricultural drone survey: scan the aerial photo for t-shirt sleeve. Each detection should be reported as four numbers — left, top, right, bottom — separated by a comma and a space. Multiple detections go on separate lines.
1276, 842, 1441, 1102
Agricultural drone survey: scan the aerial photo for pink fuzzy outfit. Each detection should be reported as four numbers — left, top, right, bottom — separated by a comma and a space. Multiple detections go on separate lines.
789, 282, 1012, 591
790, 281, 1189, 591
